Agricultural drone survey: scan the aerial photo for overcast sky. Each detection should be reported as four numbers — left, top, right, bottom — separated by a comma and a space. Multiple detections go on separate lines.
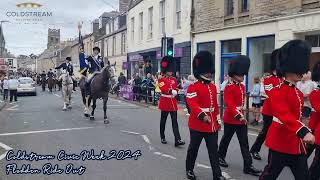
0, 0, 118, 56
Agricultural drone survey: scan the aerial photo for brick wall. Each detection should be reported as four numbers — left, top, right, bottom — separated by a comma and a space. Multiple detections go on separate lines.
193, 0, 320, 33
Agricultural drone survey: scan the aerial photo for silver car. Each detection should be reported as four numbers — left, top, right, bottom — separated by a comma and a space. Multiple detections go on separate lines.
17, 77, 37, 96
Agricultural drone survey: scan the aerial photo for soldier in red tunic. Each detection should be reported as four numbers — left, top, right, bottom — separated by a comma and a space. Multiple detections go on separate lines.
250, 49, 283, 160
158, 56, 185, 147
260, 40, 315, 180
308, 62, 320, 180
218, 55, 261, 176
185, 51, 225, 180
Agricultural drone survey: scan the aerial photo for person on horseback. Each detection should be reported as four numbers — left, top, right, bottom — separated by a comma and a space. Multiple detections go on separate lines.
85, 47, 104, 96
47, 69, 54, 79
55, 57, 74, 76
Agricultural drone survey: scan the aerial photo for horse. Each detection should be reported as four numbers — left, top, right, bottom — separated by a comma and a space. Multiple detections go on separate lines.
79, 65, 114, 124
59, 70, 73, 111
48, 76, 54, 92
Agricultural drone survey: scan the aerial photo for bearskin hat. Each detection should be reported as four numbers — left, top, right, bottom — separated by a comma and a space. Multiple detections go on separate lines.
228, 55, 251, 77
161, 56, 176, 73
192, 51, 215, 79
270, 49, 279, 72
312, 62, 320, 82
93, 46, 100, 52
277, 40, 311, 77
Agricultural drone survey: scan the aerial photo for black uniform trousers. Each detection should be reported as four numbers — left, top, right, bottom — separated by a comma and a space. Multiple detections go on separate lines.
218, 123, 252, 168
259, 149, 308, 180
160, 111, 181, 141
309, 145, 320, 180
250, 115, 273, 153
186, 129, 222, 179
9, 90, 17, 102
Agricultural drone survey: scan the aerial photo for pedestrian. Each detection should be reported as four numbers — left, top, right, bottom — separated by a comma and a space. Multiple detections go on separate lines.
2, 76, 9, 101
185, 51, 225, 180
8, 76, 18, 103
182, 75, 195, 116
153, 73, 162, 104
250, 76, 262, 126
297, 71, 315, 119
158, 56, 185, 147
250, 49, 283, 160
133, 73, 142, 101
218, 55, 261, 176
308, 62, 320, 180
259, 40, 315, 180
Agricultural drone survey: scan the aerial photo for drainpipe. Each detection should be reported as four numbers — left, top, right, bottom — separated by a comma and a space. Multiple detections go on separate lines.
190, 0, 195, 74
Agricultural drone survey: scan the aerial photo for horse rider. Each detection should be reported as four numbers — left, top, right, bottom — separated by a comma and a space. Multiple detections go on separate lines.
85, 46, 105, 96
55, 57, 74, 76
47, 69, 54, 79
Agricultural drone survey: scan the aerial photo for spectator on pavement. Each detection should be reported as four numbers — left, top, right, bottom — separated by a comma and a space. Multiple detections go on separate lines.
2, 76, 9, 101
8, 76, 18, 103
182, 75, 195, 115
133, 73, 142, 101
297, 71, 315, 119
118, 72, 127, 86
250, 76, 262, 126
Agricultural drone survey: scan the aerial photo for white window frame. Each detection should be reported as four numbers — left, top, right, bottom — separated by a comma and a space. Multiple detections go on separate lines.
159, 0, 166, 35
131, 17, 135, 41
139, 12, 143, 41
148, 7, 153, 39
175, 0, 181, 29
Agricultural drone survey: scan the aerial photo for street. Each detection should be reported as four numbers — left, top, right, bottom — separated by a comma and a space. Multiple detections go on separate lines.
0, 88, 307, 180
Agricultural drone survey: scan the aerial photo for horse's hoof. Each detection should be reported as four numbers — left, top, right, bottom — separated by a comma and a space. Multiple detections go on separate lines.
84, 114, 89, 117
104, 119, 110, 124
90, 116, 95, 120
68, 106, 72, 109
62, 108, 67, 111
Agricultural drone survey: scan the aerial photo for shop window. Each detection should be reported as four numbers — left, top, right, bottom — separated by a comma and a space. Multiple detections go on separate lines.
222, 39, 241, 54
305, 34, 320, 47
197, 42, 215, 56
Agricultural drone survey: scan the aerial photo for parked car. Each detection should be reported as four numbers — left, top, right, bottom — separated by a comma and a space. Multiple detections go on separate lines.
17, 77, 37, 96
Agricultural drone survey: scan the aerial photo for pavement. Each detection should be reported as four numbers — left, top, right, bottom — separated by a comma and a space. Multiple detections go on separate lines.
0, 87, 314, 180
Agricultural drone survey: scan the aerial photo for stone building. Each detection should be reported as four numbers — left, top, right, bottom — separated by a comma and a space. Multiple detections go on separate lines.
193, 0, 320, 90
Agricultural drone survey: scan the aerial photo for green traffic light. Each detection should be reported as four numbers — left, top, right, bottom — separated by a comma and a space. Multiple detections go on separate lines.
167, 50, 173, 56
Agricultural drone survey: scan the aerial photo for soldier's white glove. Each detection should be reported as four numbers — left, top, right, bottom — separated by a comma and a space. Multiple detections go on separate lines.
172, 90, 178, 97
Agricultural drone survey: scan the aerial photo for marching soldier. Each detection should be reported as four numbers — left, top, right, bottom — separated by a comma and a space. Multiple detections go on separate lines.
185, 51, 225, 180
308, 62, 320, 180
250, 49, 283, 160
218, 55, 261, 176
85, 47, 104, 96
260, 40, 315, 180
158, 56, 185, 147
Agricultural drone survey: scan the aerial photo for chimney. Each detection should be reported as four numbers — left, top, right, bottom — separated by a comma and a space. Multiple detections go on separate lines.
119, 0, 130, 13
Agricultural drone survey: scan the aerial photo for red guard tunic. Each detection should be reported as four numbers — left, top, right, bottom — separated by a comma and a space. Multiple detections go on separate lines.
261, 75, 282, 116
266, 81, 310, 154
309, 86, 320, 145
223, 81, 246, 125
186, 81, 220, 132
158, 77, 178, 111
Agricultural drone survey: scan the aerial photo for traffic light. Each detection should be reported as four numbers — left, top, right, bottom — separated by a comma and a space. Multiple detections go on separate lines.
161, 37, 174, 57
166, 37, 174, 56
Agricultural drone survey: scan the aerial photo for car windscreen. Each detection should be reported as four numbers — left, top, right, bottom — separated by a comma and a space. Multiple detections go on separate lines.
19, 79, 33, 84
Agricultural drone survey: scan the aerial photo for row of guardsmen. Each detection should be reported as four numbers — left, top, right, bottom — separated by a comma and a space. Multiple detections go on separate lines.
156, 40, 320, 180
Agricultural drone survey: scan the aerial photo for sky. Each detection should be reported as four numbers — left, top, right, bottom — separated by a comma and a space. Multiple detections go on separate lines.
0, 0, 119, 56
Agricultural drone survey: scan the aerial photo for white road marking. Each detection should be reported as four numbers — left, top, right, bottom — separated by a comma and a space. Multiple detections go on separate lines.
6, 104, 19, 111
141, 135, 151, 144
41, 121, 44, 123
161, 154, 177, 160
54, 93, 61, 97
154, 152, 162, 155
23, 122, 28, 124
222, 172, 232, 179
0, 127, 96, 136
120, 130, 140, 135
0, 152, 8, 161
0, 142, 13, 151
196, 163, 211, 169
148, 145, 154, 151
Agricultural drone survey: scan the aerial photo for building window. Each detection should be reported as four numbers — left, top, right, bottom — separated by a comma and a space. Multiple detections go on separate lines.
148, 7, 153, 39
160, 0, 166, 35
222, 39, 241, 53
121, 33, 126, 55
240, 0, 249, 12
112, 36, 116, 56
305, 34, 320, 47
225, 0, 233, 16
112, 19, 115, 32
197, 42, 215, 56
131, 17, 135, 41
139, 12, 143, 40
105, 38, 109, 57
176, 0, 181, 29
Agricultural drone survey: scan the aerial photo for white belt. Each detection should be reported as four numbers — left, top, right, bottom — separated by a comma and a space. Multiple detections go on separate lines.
273, 117, 283, 124
161, 94, 175, 98
236, 106, 244, 110
201, 108, 215, 113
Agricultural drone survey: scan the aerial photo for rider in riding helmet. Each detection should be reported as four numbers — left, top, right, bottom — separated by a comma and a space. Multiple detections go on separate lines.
85, 46, 104, 95
55, 57, 74, 76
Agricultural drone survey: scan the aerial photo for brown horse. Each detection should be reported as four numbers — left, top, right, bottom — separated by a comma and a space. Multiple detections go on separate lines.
48, 76, 55, 92
79, 66, 114, 124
